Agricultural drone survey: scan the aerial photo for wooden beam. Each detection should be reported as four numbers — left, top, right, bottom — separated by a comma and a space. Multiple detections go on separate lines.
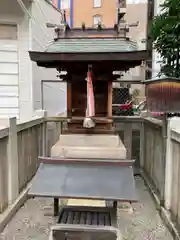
64, 73, 118, 82
46, 27, 119, 38
29, 50, 149, 65
35, 61, 143, 73
44, 116, 142, 122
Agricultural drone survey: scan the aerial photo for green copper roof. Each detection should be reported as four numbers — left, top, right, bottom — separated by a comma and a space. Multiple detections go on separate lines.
45, 38, 139, 53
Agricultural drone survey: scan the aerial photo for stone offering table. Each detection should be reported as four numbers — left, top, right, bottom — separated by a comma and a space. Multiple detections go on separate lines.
29, 158, 136, 240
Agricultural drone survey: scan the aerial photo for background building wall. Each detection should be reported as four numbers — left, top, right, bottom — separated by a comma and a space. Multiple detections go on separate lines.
0, 0, 65, 120
125, 2, 147, 43
123, 1, 147, 101
31, 0, 66, 117
52, 0, 117, 27
51, 0, 71, 25
73, 0, 117, 27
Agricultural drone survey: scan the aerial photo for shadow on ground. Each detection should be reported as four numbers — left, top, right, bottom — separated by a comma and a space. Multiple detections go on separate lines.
0, 177, 173, 240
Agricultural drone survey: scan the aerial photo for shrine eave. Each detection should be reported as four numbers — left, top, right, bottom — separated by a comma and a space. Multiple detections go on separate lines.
29, 50, 149, 68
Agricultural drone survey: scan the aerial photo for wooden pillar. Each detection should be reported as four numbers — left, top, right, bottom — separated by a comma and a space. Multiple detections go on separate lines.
107, 81, 113, 117
67, 82, 72, 117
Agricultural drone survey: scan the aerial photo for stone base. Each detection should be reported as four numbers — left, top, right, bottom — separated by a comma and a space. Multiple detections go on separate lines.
51, 134, 127, 211
51, 134, 127, 159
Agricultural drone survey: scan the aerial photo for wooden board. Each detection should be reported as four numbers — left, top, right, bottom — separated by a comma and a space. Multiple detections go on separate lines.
58, 206, 116, 227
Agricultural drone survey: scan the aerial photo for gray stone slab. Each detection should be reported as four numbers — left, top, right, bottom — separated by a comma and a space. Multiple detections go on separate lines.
49, 224, 119, 240
29, 163, 137, 202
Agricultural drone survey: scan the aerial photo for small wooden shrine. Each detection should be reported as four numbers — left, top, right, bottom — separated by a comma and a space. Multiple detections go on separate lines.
28, 23, 149, 240
29, 23, 148, 134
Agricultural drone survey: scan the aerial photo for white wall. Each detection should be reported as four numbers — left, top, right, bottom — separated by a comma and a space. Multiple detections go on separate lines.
30, 0, 67, 115
18, 4, 33, 121
0, 0, 31, 121
0, 0, 66, 121
0, 42, 19, 118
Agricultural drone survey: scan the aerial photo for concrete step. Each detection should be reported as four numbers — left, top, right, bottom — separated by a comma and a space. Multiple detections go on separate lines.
51, 144, 127, 159
58, 134, 121, 147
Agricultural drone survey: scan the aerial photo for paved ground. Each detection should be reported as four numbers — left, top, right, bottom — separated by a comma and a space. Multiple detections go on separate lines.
0, 176, 173, 240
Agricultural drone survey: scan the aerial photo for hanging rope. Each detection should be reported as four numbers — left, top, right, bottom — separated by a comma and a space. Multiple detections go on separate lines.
83, 65, 95, 128
87, 67, 95, 117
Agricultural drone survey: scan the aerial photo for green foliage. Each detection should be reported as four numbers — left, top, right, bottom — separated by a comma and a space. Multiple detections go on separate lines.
150, 0, 180, 77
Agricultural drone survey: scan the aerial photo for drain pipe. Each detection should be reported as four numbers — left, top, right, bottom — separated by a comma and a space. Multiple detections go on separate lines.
16, 0, 31, 18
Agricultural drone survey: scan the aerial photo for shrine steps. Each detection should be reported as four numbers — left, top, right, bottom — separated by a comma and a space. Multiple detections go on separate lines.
51, 134, 127, 159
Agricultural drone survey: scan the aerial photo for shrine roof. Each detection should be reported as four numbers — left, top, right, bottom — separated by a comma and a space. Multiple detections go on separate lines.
45, 38, 139, 53
29, 27, 149, 70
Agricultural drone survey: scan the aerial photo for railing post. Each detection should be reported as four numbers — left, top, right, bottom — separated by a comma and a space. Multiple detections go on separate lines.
33, 109, 47, 156
7, 117, 19, 204
140, 119, 145, 168
160, 115, 168, 205
42, 111, 47, 156
124, 123, 132, 159
164, 119, 172, 210
56, 121, 62, 140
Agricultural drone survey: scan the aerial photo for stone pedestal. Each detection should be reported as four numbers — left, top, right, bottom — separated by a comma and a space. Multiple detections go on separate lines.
51, 134, 127, 208
51, 134, 127, 160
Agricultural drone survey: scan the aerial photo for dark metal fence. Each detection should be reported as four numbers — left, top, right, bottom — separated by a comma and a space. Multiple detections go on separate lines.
112, 87, 130, 104
112, 84, 145, 116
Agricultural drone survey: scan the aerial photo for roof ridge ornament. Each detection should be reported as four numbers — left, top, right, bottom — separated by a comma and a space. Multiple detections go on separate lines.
97, 21, 102, 31
54, 26, 61, 41
82, 22, 86, 31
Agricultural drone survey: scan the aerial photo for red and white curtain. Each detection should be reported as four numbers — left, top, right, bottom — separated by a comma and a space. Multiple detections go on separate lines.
86, 69, 95, 117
